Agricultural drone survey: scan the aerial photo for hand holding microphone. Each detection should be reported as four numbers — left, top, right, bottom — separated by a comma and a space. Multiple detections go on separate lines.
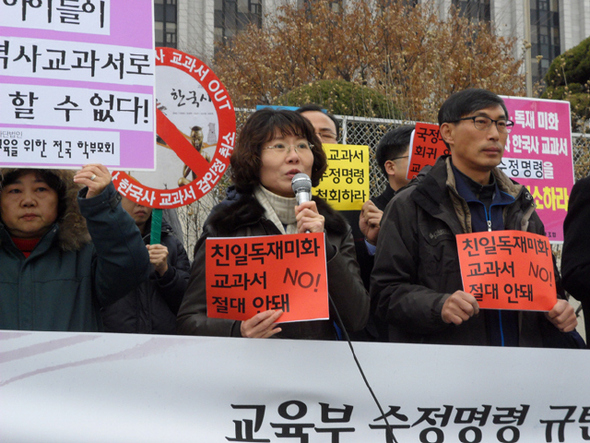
291, 173, 324, 233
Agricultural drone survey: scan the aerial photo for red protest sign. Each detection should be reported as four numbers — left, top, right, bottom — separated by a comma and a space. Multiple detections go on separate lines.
206, 233, 329, 322
457, 230, 557, 311
112, 47, 236, 208
407, 122, 450, 181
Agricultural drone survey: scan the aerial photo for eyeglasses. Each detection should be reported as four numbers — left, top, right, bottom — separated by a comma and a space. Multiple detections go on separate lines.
455, 116, 515, 134
263, 142, 313, 154
316, 130, 338, 143
390, 155, 409, 161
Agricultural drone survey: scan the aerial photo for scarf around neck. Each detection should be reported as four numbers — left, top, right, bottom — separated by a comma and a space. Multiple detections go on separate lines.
254, 185, 298, 235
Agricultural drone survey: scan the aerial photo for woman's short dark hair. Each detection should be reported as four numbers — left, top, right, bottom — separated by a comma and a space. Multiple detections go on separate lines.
231, 109, 327, 193
0, 169, 68, 222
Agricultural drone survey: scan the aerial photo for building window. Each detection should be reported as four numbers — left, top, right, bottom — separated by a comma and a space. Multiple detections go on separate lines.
155, 0, 177, 48
453, 0, 491, 22
214, 0, 262, 48
531, 0, 560, 84
299, 0, 342, 13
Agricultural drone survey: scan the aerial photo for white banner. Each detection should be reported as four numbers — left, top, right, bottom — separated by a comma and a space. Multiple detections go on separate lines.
1, 331, 588, 442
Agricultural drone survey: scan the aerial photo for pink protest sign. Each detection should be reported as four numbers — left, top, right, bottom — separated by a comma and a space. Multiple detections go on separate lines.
0, 1, 156, 170
501, 97, 574, 243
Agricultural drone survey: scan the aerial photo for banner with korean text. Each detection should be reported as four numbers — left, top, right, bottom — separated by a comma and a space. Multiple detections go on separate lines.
313, 143, 369, 211
2, 330, 589, 442
0, 0, 155, 169
206, 233, 329, 322
501, 97, 573, 243
457, 230, 557, 311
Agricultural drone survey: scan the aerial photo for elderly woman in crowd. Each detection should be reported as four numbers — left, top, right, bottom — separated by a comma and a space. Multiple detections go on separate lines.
177, 109, 369, 339
0, 164, 150, 331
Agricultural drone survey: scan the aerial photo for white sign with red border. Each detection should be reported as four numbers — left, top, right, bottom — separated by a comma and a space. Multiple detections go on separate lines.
112, 47, 236, 208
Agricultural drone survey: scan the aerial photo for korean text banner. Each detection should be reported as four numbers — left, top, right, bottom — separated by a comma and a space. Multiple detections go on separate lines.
407, 122, 450, 180
0, 0, 156, 170
206, 233, 329, 322
3, 330, 590, 442
457, 230, 557, 311
313, 143, 369, 211
501, 96, 573, 243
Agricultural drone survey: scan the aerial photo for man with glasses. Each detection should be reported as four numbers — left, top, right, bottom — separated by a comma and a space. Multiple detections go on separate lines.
371, 88, 578, 347
296, 104, 339, 144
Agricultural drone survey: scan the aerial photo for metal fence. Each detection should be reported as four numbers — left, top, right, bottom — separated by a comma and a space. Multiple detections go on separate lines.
177, 111, 590, 258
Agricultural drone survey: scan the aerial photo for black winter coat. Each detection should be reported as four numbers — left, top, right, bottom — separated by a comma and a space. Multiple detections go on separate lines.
371, 156, 575, 347
101, 220, 190, 334
562, 175, 590, 344
177, 189, 369, 340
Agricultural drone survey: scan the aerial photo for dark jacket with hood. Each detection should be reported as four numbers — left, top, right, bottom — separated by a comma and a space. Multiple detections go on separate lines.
371, 156, 575, 347
101, 219, 190, 334
0, 169, 150, 332
177, 188, 369, 340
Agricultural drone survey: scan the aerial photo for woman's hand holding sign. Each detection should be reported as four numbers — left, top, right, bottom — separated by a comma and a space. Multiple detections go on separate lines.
240, 310, 283, 338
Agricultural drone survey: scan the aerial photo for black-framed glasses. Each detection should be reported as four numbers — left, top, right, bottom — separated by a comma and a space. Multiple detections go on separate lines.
390, 155, 409, 161
456, 116, 515, 134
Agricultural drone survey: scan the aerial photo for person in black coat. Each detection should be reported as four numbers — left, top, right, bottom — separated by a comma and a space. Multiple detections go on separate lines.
562, 175, 590, 346
101, 196, 190, 334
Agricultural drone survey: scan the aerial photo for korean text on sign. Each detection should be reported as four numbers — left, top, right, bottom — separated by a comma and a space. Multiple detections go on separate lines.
313, 143, 369, 211
457, 230, 556, 311
407, 122, 450, 181
206, 233, 329, 322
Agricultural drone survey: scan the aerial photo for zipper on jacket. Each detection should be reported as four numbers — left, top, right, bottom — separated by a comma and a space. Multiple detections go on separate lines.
484, 202, 507, 346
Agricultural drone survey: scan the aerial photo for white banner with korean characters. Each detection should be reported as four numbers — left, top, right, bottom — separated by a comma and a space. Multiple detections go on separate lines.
1, 330, 589, 442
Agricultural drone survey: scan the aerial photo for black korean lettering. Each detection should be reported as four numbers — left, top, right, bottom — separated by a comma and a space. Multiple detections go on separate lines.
226, 404, 270, 442
539, 405, 577, 443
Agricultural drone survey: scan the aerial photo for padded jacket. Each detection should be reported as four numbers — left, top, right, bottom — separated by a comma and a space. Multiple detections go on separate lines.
101, 220, 190, 334
371, 156, 572, 347
177, 189, 369, 340
0, 170, 150, 332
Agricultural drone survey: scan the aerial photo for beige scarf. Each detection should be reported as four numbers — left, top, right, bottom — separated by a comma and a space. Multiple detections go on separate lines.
254, 185, 298, 235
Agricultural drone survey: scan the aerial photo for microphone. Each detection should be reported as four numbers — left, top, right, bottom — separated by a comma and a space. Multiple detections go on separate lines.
291, 172, 312, 206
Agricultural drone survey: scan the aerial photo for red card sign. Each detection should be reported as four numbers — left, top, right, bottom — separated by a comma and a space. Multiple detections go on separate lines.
407, 122, 450, 180
457, 230, 557, 311
206, 233, 329, 322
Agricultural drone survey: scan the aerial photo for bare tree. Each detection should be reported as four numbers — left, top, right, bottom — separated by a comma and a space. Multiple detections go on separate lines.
213, 0, 525, 122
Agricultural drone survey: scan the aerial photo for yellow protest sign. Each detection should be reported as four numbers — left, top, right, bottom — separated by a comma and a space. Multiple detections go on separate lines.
313, 143, 369, 210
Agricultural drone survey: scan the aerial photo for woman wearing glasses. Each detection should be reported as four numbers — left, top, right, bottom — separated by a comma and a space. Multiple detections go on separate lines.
177, 109, 369, 339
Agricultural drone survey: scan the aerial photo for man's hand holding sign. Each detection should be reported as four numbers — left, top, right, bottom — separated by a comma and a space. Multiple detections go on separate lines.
456, 230, 576, 332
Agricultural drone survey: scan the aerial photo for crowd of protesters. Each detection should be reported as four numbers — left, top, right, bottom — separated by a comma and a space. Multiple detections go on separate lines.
0, 88, 587, 349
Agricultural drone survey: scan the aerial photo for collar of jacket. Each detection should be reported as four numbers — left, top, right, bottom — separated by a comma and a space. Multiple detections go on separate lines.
408, 156, 536, 233
206, 190, 350, 238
